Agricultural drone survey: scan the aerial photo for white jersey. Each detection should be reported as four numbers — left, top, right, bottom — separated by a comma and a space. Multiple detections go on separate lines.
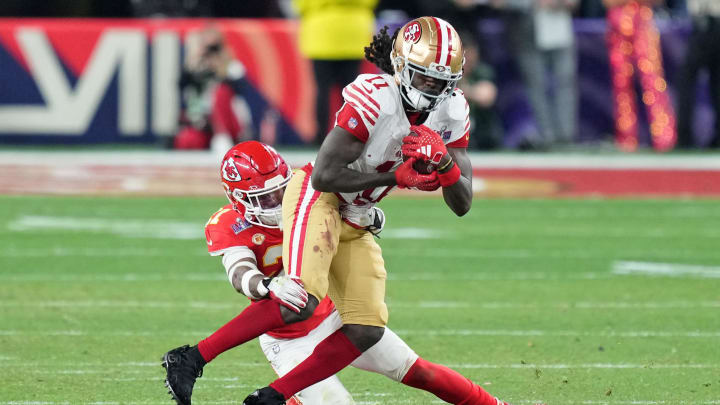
334, 73, 470, 207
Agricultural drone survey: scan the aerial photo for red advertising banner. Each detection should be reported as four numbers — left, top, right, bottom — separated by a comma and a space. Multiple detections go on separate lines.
0, 18, 316, 143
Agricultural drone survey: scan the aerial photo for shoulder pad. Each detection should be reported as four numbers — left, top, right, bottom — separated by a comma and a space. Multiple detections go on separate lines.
446, 89, 469, 122
343, 74, 398, 120
205, 206, 252, 241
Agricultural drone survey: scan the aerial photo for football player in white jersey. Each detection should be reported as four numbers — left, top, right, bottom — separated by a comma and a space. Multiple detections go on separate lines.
160, 17, 483, 405
237, 17, 477, 405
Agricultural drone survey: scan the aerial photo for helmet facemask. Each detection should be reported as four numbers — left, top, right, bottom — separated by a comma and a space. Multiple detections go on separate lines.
396, 59, 460, 112
225, 173, 291, 229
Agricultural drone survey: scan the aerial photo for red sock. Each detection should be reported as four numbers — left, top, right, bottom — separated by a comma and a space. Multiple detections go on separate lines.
270, 330, 362, 399
197, 299, 285, 362
401, 357, 500, 405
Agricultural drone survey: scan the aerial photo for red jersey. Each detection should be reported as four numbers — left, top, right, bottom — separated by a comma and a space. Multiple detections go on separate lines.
204, 204, 334, 339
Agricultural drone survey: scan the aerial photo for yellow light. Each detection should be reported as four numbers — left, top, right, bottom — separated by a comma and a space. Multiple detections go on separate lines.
642, 91, 656, 105
654, 78, 667, 92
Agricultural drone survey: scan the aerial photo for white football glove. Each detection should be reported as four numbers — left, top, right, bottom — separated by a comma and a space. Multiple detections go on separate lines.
340, 205, 386, 237
257, 275, 308, 313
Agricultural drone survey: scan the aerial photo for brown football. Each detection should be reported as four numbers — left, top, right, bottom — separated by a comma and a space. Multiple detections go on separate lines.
413, 159, 436, 174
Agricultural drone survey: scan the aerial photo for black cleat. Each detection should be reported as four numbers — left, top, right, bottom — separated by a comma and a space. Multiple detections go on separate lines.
161, 345, 206, 405
243, 386, 286, 405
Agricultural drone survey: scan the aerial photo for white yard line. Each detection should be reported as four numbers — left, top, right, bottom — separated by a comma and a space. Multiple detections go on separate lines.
3, 150, 720, 169
613, 261, 720, 278
6, 299, 717, 310
389, 300, 720, 309
0, 273, 225, 282
1, 329, 718, 338
564, 402, 720, 405
4, 362, 717, 371
0, 247, 203, 258
445, 363, 720, 369
380, 228, 449, 239
3, 401, 720, 405
389, 272, 609, 281
5, 246, 720, 263
395, 329, 720, 338
0, 299, 714, 311
0, 300, 239, 309
4, 398, 256, 405
0, 272, 610, 282
7, 215, 202, 240
5, 244, 720, 261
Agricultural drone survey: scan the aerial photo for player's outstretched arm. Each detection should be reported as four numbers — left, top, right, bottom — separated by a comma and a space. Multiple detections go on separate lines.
439, 147, 472, 216
312, 127, 397, 193
221, 248, 308, 313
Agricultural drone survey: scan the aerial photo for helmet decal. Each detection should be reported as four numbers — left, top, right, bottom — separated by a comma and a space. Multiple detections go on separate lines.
222, 158, 242, 182
403, 21, 421, 44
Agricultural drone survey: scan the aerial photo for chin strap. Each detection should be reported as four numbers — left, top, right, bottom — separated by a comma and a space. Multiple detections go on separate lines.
403, 86, 435, 112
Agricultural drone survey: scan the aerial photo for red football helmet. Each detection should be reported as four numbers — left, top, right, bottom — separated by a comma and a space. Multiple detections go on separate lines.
220, 141, 292, 228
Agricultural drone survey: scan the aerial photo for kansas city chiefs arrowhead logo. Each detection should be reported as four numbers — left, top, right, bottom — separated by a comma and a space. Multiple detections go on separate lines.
222, 158, 242, 182
404, 22, 421, 43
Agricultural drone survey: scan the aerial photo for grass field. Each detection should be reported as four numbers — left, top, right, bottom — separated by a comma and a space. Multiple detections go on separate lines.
1, 194, 719, 404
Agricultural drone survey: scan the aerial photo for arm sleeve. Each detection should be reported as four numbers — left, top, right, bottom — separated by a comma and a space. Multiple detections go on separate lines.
221, 246, 262, 289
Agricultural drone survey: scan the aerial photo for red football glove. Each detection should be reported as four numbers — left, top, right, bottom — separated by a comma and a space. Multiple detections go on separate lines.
402, 124, 448, 165
394, 158, 441, 191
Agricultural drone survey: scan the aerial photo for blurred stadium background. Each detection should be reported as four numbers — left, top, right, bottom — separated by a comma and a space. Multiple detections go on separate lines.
1, 0, 719, 404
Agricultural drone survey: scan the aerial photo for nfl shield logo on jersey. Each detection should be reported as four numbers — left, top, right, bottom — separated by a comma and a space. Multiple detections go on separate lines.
349, 117, 358, 129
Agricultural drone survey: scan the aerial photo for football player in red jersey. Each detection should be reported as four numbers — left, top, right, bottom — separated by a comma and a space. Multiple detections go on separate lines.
163, 141, 512, 405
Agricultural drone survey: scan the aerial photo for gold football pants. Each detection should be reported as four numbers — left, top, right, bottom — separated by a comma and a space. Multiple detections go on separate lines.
282, 169, 388, 327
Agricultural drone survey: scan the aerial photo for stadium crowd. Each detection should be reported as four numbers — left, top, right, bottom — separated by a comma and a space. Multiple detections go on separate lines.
1, 0, 718, 151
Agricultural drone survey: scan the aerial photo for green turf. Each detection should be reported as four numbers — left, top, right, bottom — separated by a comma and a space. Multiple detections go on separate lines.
0, 195, 719, 404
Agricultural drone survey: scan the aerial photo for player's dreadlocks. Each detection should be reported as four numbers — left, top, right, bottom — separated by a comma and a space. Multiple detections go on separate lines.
364, 26, 400, 75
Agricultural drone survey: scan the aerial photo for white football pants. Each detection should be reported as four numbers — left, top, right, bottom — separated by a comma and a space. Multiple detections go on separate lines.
258, 310, 419, 405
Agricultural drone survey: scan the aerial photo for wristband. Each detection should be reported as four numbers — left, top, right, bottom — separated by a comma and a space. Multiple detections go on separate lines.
437, 158, 454, 172
438, 162, 461, 187
256, 277, 271, 297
